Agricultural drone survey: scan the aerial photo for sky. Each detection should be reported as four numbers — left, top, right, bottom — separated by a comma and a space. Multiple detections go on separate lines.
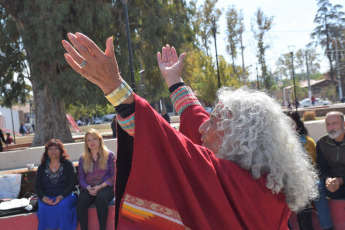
201, 0, 344, 80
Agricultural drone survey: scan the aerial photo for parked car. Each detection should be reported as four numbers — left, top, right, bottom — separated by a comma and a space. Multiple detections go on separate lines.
299, 98, 331, 107
93, 114, 116, 124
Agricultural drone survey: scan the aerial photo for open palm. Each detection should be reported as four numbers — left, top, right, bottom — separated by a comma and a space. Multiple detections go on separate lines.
157, 44, 186, 88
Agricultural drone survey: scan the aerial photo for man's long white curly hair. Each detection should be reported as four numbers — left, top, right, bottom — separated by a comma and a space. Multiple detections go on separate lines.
213, 87, 318, 212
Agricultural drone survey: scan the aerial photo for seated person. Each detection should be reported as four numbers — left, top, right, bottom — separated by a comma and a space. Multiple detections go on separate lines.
77, 129, 115, 230
6, 133, 14, 145
35, 139, 77, 230
288, 112, 316, 230
314, 111, 345, 230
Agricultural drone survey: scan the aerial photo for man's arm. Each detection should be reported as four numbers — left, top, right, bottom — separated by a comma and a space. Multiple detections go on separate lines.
315, 141, 344, 192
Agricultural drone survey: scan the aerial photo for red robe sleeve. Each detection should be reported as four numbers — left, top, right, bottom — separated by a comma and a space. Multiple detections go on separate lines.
179, 104, 210, 146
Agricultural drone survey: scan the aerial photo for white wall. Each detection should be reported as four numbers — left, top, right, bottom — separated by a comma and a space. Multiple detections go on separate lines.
0, 139, 117, 171
0, 106, 20, 132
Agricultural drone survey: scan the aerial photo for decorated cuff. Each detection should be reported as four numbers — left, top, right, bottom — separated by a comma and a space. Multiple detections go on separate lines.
117, 113, 135, 137
105, 81, 133, 106
171, 86, 201, 115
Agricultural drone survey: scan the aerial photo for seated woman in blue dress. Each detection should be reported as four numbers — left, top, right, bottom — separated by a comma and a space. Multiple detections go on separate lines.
35, 139, 77, 230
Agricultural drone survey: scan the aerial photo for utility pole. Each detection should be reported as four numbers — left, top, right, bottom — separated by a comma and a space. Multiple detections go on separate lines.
211, 17, 221, 89
256, 64, 259, 90
121, 0, 136, 92
240, 31, 246, 85
335, 39, 343, 100
288, 46, 297, 111
305, 50, 312, 107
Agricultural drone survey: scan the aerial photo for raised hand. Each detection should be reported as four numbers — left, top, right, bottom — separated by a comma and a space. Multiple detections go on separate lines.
157, 44, 186, 88
62, 33, 122, 95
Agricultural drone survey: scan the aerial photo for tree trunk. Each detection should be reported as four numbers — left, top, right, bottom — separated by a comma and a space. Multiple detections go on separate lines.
32, 87, 74, 147
30, 64, 73, 147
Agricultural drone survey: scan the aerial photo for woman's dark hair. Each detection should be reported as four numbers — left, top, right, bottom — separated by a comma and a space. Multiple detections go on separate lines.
287, 111, 308, 136
40, 139, 70, 164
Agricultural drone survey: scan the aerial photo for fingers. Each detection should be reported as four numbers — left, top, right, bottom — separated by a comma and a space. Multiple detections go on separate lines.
67, 33, 94, 60
64, 53, 84, 75
157, 52, 162, 66
171, 47, 178, 62
160, 44, 181, 63
161, 47, 167, 63
75, 32, 104, 57
179, 53, 186, 63
62, 40, 85, 65
105, 36, 114, 57
166, 45, 172, 62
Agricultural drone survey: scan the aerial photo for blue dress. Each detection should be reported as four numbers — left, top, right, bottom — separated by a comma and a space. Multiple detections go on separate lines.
35, 160, 77, 230
37, 193, 77, 230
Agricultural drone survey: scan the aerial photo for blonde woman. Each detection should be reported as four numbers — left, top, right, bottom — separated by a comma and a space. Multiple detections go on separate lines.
77, 129, 115, 230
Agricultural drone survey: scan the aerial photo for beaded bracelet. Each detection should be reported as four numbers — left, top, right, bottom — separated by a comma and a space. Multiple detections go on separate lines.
105, 81, 133, 106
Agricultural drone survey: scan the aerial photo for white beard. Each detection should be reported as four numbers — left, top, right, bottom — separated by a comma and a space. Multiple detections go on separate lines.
328, 128, 344, 139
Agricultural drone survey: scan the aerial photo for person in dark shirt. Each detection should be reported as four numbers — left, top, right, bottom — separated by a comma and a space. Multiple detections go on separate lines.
35, 139, 77, 230
0, 129, 6, 152
5, 132, 14, 145
111, 115, 117, 138
314, 111, 345, 230
161, 109, 170, 124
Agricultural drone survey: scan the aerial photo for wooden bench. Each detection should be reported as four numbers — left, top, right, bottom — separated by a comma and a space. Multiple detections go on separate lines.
3, 142, 32, 151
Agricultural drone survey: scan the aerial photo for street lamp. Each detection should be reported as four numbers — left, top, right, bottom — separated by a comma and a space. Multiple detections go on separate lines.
288, 46, 297, 111
211, 17, 221, 89
121, 0, 136, 92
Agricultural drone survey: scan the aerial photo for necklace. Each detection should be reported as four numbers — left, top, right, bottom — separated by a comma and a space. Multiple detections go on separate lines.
50, 163, 60, 172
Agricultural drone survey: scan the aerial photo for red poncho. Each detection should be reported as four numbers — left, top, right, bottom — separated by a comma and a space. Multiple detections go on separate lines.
115, 94, 290, 229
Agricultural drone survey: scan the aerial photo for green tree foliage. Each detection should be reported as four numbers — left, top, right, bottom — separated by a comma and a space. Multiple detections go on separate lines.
295, 48, 321, 74
311, 0, 345, 82
185, 49, 239, 105
0, 0, 115, 146
251, 8, 273, 91
0, 0, 198, 146
225, 6, 243, 77
276, 48, 321, 80
0, 7, 29, 107
190, 0, 221, 55
66, 103, 115, 123
122, 0, 195, 104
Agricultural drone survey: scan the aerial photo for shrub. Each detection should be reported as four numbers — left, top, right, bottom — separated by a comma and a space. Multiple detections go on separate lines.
303, 111, 316, 121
